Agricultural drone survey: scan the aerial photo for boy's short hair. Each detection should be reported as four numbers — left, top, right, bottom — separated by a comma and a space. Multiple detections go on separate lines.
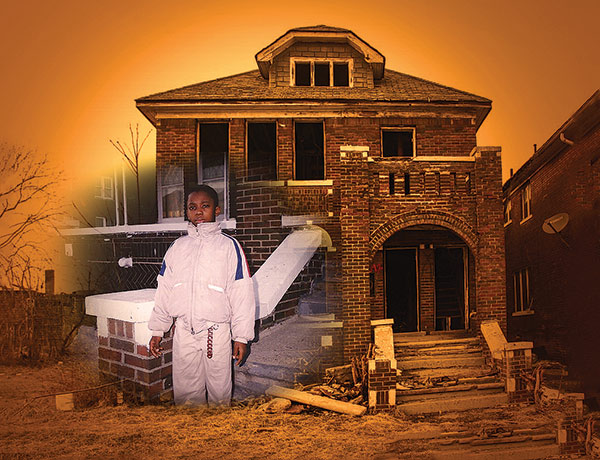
187, 184, 219, 207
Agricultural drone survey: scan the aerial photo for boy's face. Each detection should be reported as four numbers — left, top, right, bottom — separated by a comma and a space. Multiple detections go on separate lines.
186, 191, 221, 225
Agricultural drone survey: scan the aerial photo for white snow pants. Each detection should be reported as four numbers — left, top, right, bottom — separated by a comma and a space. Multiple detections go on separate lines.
172, 322, 232, 405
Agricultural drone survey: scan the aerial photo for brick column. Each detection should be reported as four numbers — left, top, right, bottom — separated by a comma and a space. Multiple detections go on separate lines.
86, 289, 173, 403
339, 146, 371, 360
368, 319, 397, 412
504, 341, 533, 403
557, 394, 585, 455
473, 147, 507, 332
418, 247, 435, 332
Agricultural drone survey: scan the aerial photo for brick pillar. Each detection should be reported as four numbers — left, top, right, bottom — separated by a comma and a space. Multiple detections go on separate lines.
87, 290, 174, 404
340, 146, 371, 360
473, 147, 507, 332
418, 247, 435, 332
557, 394, 585, 455
97, 317, 173, 403
368, 319, 397, 412
504, 341, 533, 403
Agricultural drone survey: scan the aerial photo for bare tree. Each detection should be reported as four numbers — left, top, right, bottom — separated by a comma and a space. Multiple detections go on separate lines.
109, 124, 152, 224
0, 143, 63, 290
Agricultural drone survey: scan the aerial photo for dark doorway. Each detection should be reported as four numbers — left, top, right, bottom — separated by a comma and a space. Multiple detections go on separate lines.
434, 247, 466, 330
385, 249, 418, 332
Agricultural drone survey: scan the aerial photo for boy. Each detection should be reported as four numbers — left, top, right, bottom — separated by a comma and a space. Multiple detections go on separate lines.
148, 185, 255, 405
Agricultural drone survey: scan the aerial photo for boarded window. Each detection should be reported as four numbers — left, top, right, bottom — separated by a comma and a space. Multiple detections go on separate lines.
199, 123, 228, 219
382, 129, 414, 157
333, 62, 349, 86
314, 62, 330, 86
247, 122, 277, 180
295, 122, 324, 180
295, 62, 311, 86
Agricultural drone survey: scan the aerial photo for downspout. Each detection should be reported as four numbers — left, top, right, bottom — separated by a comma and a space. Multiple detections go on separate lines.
559, 132, 574, 146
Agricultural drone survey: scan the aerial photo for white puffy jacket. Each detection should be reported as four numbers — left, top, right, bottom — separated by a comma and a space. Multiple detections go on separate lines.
148, 222, 255, 343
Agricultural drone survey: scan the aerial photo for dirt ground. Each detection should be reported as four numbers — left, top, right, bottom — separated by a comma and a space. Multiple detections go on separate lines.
0, 354, 566, 460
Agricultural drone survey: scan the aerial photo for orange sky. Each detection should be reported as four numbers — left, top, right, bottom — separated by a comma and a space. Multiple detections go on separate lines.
1, 0, 599, 184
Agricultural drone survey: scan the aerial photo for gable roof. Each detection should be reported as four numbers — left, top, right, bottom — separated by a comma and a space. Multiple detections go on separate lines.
254, 25, 386, 79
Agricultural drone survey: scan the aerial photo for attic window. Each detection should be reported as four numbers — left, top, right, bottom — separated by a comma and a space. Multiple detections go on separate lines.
292, 59, 351, 87
382, 128, 415, 157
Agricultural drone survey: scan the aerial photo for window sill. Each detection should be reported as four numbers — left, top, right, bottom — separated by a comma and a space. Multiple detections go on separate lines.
413, 156, 476, 162
287, 180, 333, 186
520, 215, 533, 225
512, 310, 534, 317
503, 220, 512, 228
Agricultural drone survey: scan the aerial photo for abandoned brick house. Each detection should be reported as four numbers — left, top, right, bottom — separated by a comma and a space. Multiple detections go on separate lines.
503, 90, 600, 397
131, 25, 506, 362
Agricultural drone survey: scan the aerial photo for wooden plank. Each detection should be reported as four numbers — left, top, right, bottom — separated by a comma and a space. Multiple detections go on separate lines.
266, 385, 367, 416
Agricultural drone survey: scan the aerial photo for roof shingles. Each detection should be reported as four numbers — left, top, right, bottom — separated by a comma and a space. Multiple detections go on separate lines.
136, 69, 490, 104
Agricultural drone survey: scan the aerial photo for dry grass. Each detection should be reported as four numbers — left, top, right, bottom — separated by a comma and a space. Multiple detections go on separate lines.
0, 359, 559, 460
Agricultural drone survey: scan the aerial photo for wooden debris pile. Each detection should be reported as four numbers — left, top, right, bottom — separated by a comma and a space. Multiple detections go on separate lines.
262, 348, 375, 416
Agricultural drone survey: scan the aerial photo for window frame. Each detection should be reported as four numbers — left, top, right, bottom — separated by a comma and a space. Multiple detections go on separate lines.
381, 127, 416, 158
521, 182, 532, 222
293, 120, 325, 181
157, 165, 185, 223
290, 58, 353, 87
513, 267, 531, 313
504, 199, 512, 226
95, 176, 114, 200
94, 216, 107, 228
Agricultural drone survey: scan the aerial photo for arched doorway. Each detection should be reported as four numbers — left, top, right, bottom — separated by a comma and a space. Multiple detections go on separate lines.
371, 224, 475, 333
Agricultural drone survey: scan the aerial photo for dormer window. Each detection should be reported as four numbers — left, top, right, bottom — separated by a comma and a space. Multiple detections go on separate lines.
291, 59, 352, 87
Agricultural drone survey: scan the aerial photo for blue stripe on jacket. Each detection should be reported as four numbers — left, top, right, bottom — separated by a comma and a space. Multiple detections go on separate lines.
223, 234, 244, 280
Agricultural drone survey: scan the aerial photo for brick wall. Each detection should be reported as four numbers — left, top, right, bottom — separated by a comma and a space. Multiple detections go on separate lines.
505, 121, 600, 394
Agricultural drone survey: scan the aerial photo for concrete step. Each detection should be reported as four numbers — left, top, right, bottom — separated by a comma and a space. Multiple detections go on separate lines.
397, 354, 486, 370
397, 392, 509, 415
396, 382, 504, 402
396, 345, 483, 357
394, 336, 480, 348
394, 331, 474, 343
400, 366, 494, 379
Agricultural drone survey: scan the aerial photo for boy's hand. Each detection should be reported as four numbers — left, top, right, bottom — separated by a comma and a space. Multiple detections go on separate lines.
149, 336, 163, 358
232, 341, 247, 366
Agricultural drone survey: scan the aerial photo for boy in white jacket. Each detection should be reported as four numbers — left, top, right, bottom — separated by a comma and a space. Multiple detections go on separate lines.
148, 185, 255, 405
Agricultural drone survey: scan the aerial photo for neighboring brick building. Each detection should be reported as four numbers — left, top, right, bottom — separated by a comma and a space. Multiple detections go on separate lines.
135, 25, 507, 361
503, 90, 600, 397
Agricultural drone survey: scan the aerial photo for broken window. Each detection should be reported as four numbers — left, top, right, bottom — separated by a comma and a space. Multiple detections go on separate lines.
199, 123, 228, 220
292, 60, 351, 87
521, 183, 531, 221
314, 62, 330, 86
333, 63, 349, 86
247, 122, 277, 180
382, 129, 415, 157
513, 268, 531, 312
295, 122, 324, 180
294, 62, 311, 86
159, 165, 184, 220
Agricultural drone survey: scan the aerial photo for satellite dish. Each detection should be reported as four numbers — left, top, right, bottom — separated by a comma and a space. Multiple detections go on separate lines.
542, 213, 569, 234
